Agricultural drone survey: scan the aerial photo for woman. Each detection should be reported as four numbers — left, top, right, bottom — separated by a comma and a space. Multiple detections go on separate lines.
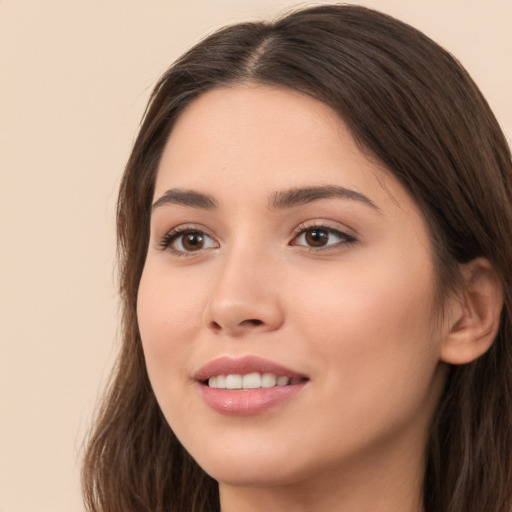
82, 4, 512, 512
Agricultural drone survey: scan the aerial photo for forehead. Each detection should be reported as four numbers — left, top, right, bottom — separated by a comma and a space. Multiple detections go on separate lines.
154, 85, 415, 216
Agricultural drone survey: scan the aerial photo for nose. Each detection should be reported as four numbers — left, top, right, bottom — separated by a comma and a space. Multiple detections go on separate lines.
202, 247, 284, 337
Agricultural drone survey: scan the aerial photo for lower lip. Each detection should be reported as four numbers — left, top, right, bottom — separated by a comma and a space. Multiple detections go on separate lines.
198, 382, 306, 416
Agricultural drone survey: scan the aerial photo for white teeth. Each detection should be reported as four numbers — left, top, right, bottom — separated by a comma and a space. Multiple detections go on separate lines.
226, 374, 242, 389
207, 372, 296, 389
261, 373, 277, 387
208, 375, 227, 389
277, 376, 290, 386
242, 372, 261, 389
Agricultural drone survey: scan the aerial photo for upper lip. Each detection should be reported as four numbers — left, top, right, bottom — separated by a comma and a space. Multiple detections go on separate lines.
194, 355, 308, 382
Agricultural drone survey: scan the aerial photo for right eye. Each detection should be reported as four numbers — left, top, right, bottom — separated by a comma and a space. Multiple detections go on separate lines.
161, 228, 218, 256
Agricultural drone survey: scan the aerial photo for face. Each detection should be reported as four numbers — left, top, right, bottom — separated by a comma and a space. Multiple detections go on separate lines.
137, 85, 449, 490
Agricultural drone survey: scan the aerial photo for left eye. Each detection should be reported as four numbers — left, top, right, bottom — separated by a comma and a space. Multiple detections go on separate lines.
292, 226, 354, 248
166, 230, 217, 253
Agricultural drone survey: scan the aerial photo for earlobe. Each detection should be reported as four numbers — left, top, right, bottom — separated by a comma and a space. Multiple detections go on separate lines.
440, 258, 503, 365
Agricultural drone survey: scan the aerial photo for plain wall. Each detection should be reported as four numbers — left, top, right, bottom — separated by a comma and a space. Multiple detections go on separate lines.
0, 1, 510, 511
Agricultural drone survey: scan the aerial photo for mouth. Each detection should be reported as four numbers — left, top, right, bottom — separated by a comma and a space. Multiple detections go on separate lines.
195, 356, 309, 416
207, 373, 305, 390
195, 355, 309, 387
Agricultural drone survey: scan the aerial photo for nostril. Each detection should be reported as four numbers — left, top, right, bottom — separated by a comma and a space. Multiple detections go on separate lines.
205, 315, 268, 334
244, 319, 263, 326
210, 321, 222, 331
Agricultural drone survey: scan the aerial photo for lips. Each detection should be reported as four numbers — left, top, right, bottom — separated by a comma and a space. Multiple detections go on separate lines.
195, 355, 307, 382
194, 356, 309, 416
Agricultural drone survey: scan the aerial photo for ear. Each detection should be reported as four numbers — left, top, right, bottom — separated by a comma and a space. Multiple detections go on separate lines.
441, 257, 503, 365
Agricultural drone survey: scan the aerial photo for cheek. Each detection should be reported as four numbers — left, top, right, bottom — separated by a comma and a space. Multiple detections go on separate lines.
295, 254, 436, 338
293, 256, 441, 403
292, 280, 442, 462
137, 264, 204, 392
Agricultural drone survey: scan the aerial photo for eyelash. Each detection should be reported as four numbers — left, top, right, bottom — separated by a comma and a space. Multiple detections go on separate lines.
159, 222, 357, 257
159, 225, 216, 257
291, 222, 357, 252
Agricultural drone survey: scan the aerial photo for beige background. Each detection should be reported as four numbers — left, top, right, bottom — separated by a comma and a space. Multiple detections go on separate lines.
0, 1, 510, 511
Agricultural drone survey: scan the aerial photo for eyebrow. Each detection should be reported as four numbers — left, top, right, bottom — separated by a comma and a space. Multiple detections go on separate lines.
151, 185, 380, 213
269, 185, 380, 211
152, 189, 218, 211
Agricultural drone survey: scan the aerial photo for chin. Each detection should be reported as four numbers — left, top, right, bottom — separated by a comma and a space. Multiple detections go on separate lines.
185, 438, 308, 488
203, 460, 304, 489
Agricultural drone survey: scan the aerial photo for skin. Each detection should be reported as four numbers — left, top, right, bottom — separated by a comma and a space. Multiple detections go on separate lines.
137, 85, 455, 512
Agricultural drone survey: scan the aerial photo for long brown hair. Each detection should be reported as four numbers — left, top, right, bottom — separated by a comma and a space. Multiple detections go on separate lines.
82, 5, 512, 511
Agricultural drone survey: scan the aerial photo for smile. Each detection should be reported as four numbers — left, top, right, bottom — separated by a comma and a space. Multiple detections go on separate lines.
195, 356, 309, 415
208, 373, 304, 389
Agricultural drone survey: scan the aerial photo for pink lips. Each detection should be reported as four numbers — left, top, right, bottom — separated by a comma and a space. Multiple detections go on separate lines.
195, 356, 308, 416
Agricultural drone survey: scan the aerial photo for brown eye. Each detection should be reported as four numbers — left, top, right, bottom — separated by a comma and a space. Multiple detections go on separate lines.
304, 228, 329, 247
292, 225, 356, 250
181, 231, 205, 251
164, 229, 218, 255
